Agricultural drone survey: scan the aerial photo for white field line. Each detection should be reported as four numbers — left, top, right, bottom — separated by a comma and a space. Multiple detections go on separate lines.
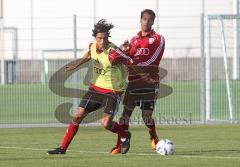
0, 146, 240, 160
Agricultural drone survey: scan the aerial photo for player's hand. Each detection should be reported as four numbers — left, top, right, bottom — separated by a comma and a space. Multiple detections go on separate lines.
120, 40, 131, 54
139, 73, 158, 85
65, 63, 78, 72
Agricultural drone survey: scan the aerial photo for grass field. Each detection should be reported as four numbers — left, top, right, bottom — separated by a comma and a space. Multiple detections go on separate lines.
0, 125, 240, 167
0, 80, 239, 124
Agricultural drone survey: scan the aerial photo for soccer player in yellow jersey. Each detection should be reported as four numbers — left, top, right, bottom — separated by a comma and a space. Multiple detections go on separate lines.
48, 19, 151, 155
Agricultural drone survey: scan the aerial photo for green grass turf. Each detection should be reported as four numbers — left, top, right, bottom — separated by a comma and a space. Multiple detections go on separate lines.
0, 80, 239, 124
0, 125, 240, 167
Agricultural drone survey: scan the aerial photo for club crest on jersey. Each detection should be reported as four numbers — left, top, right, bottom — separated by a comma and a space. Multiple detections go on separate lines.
149, 38, 155, 44
135, 48, 150, 56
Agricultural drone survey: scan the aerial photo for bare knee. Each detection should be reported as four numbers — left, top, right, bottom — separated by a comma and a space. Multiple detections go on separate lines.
73, 107, 87, 124
101, 117, 112, 129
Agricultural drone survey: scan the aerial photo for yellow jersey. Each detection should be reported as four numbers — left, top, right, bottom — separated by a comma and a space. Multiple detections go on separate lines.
90, 42, 128, 92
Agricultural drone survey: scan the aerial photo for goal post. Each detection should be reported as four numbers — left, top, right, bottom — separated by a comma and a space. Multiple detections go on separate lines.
204, 14, 240, 122
40, 48, 84, 83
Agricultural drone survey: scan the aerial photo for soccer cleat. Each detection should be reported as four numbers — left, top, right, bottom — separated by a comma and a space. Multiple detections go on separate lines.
110, 145, 121, 155
121, 131, 131, 154
47, 147, 66, 154
151, 137, 159, 150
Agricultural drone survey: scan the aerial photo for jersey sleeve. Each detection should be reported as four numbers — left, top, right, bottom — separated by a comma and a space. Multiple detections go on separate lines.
109, 48, 134, 65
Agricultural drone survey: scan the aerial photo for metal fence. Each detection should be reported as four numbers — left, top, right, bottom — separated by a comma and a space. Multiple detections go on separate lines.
0, 14, 239, 127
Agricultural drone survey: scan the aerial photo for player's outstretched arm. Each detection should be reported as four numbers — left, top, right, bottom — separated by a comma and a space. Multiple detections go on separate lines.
109, 47, 156, 85
65, 52, 91, 72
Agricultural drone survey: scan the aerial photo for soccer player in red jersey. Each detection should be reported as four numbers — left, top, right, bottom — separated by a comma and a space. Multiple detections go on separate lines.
47, 19, 148, 155
111, 9, 165, 154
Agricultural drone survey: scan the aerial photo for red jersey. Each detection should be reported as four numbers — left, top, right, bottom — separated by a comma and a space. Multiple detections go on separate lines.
128, 30, 165, 82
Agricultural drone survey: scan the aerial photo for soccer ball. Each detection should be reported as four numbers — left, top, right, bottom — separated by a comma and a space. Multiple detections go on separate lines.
156, 139, 176, 156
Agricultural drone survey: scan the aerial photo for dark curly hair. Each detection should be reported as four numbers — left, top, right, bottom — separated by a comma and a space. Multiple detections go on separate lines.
92, 19, 114, 37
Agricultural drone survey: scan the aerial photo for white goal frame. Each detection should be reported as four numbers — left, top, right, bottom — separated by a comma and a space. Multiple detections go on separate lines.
205, 14, 240, 122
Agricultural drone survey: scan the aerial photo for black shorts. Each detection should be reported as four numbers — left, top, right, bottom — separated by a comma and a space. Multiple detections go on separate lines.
123, 82, 158, 111
79, 87, 121, 115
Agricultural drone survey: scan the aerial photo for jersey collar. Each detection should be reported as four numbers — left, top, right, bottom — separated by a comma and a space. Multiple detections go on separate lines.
137, 29, 155, 38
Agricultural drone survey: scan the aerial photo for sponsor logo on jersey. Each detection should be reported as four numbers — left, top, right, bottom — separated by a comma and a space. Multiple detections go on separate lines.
135, 48, 150, 56
94, 67, 106, 75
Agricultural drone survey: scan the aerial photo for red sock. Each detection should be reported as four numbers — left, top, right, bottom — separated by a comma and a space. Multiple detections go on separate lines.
110, 122, 128, 138
146, 119, 158, 139
122, 124, 129, 131
60, 122, 79, 150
